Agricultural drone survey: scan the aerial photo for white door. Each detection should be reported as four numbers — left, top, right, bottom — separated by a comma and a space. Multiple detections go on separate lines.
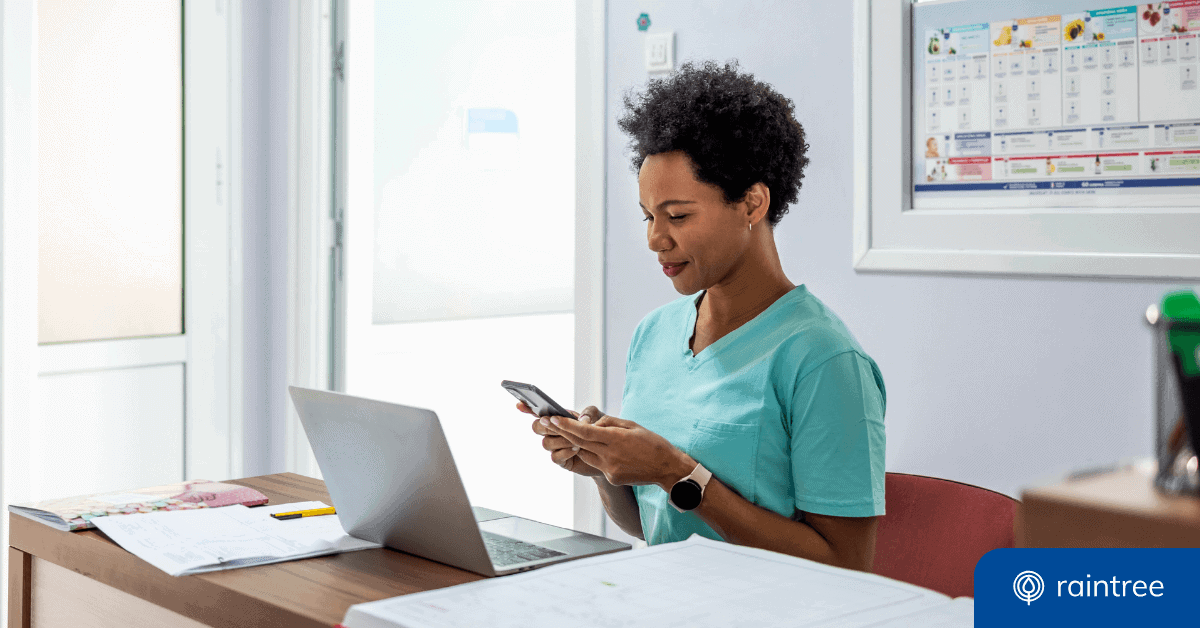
2, 0, 238, 617
335, 0, 580, 529
8, 0, 236, 508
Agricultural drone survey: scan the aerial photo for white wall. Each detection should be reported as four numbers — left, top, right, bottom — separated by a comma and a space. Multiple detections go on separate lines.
603, 0, 1197, 497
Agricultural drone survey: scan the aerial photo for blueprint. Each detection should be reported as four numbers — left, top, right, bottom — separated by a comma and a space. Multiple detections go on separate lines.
342, 535, 968, 628
93, 500, 381, 576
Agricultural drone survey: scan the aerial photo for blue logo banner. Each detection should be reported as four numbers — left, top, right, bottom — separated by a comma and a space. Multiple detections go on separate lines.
976, 549, 1200, 626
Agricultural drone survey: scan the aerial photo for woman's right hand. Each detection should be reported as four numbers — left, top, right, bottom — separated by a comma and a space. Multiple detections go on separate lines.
519, 401, 605, 478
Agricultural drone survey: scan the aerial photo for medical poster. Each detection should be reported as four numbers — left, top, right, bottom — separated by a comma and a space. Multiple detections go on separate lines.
913, 0, 1200, 206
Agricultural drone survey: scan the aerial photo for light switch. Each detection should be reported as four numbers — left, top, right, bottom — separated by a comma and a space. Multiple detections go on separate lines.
645, 31, 674, 73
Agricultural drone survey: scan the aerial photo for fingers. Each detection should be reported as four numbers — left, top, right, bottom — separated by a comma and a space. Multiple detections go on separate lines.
541, 434, 574, 452
548, 416, 609, 447
595, 415, 636, 429
533, 417, 569, 438
573, 448, 603, 471
550, 448, 578, 468
574, 406, 635, 429
577, 405, 604, 424
516, 401, 534, 415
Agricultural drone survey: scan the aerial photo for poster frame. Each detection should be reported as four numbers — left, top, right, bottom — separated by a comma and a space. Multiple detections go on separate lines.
853, 0, 1200, 279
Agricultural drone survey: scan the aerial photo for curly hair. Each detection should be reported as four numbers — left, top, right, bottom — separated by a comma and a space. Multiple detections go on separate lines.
617, 60, 809, 229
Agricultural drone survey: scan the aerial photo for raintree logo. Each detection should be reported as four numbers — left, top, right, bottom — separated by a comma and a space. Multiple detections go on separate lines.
975, 549, 1194, 626
1013, 570, 1045, 605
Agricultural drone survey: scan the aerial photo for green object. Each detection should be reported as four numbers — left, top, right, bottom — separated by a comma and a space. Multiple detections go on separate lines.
623, 287, 885, 545
1163, 290, 1200, 376
636, 13, 650, 31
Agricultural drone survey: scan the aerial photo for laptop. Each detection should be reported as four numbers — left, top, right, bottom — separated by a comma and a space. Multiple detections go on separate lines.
287, 386, 631, 576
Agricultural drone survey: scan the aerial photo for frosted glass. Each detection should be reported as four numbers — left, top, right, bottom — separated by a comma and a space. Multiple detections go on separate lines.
353, 314, 576, 529
38, 0, 183, 343
372, 0, 575, 323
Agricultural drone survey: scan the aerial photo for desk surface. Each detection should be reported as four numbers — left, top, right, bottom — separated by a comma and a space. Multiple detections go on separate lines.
1020, 464, 1200, 547
8, 473, 483, 627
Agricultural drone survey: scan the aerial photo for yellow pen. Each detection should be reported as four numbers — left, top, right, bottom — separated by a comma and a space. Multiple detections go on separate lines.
270, 506, 336, 520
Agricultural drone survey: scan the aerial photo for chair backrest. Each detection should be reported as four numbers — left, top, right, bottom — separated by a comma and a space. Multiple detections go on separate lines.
872, 472, 1017, 598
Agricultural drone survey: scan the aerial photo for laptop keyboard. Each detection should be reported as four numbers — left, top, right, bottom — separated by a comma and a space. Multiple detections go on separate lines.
482, 531, 565, 566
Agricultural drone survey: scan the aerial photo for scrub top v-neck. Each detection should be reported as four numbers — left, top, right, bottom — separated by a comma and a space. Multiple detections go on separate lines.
621, 285, 886, 546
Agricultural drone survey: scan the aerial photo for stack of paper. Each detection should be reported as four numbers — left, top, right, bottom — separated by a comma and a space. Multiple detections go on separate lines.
342, 536, 972, 628
92, 501, 381, 576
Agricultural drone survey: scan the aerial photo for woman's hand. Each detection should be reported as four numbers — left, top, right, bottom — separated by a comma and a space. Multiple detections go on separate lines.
545, 414, 694, 489
519, 402, 604, 477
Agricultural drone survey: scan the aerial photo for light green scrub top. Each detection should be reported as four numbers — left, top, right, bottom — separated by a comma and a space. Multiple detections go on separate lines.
622, 285, 886, 546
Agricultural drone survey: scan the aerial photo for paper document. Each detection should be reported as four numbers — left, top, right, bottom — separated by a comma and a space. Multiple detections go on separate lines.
92, 500, 381, 576
342, 535, 970, 628
857, 597, 974, 627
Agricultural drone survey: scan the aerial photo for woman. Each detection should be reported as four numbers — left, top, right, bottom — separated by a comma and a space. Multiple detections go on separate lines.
519, 61, 885, 572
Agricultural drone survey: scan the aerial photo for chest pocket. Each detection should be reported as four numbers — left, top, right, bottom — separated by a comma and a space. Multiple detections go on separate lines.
687, 419, 760, 504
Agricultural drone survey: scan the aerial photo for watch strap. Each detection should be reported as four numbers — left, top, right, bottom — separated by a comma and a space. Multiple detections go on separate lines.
668, 463, 712, 513
690, 463, 712, 491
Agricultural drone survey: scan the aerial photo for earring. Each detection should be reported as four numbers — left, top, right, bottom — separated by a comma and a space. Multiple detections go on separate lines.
748, 222, 753, 232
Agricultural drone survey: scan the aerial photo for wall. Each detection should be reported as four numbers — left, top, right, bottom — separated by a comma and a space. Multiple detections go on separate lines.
604, 0, 1196, 497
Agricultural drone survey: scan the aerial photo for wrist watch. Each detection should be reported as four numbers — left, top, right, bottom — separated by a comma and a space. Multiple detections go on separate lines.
668, 463, 713, 513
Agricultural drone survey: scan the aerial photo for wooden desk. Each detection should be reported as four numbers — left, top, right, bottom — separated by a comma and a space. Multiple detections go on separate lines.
1020, 464, 1200, 547
8, 473, 483, 628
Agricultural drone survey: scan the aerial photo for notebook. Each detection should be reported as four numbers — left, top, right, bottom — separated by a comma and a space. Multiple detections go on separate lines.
8, 480, 268, 531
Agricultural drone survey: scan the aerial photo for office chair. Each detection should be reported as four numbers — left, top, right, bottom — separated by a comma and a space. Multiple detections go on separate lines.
872, 472, 1017, 598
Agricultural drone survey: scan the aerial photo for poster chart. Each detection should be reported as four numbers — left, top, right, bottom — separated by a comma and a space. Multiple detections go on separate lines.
913, 0, 1200, 206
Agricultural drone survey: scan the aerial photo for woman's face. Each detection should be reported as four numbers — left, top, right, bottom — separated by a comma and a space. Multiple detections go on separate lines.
926, 138, 937, 151
638, 151, 751, 295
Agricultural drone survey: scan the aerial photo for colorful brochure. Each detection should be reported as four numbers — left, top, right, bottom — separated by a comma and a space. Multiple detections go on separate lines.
8, 480, 269, 531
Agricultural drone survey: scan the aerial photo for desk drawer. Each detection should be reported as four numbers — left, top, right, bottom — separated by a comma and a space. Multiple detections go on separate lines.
28, 557, 209, 628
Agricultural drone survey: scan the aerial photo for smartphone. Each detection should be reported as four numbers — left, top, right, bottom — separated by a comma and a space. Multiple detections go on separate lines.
501, 380, 574, 419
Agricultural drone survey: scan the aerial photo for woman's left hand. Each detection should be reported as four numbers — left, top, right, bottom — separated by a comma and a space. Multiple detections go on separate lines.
546, 414, 693, 489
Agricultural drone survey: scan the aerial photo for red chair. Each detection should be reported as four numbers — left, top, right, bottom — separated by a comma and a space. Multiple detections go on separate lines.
872, 473, 1018, 598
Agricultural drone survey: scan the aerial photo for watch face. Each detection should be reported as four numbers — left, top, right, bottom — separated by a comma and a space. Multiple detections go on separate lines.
670, 478, 703, 511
